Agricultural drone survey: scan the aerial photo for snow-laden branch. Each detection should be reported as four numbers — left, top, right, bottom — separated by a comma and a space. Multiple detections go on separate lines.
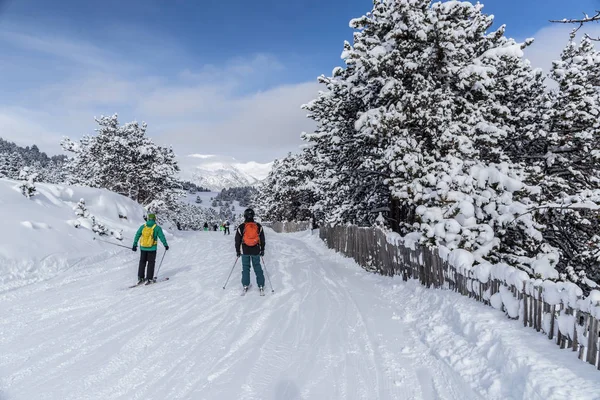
551, 11, 600, 24
550, 11, 600, 40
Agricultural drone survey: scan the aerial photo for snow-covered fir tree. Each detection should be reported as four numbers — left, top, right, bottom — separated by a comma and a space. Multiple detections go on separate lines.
527, 34, 600, 286
71, 198, 110, 237
289, 0, 554, 275
301, 66, 389, 226
255, 152, 318, 222
90, 216, 109, 236
259, 1, 600, 290
166, 203, 219, 231
0, 152, 25, 179
18, 166, 38, 198
74, 199, 89, 218
359, 2, 551, 268
61, 114, 182, 208
215, 186, 257, 207
544, 34, 600, 195
41, 158, 68, 184
0, 139, 67, 184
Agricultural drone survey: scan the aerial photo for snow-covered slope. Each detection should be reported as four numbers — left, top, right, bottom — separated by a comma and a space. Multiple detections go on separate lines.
178, 154, 273, 191
0, 179, 157, 291
1, 228, 600, 399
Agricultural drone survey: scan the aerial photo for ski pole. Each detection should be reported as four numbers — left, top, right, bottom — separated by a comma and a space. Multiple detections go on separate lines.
93, 237, 130, 249
154, 250, 167, 280
261, 257, 275, 293
222, 256, 240, 289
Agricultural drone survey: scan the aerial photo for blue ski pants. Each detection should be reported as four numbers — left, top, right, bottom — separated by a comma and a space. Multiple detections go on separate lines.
241, 255, 265, 287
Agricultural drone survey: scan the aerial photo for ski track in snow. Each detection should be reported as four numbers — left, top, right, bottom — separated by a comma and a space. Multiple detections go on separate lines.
1, 230, 600, 400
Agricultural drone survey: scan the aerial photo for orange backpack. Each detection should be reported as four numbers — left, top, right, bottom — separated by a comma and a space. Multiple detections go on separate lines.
242, 222, 260, 246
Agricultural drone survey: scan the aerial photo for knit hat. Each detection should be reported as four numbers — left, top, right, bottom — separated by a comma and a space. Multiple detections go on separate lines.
147, 213, 156, 220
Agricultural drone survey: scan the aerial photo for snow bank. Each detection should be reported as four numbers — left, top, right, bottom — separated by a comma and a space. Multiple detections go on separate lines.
0, 179, 152, 291
384, 227, 600, 334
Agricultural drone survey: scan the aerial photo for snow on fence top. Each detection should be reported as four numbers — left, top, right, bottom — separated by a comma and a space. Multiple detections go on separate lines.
384, 226, 600, 311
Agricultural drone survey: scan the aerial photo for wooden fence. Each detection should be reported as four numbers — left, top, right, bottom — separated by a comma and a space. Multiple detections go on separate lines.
264, 221, 311, 233
317, 224, 600, 371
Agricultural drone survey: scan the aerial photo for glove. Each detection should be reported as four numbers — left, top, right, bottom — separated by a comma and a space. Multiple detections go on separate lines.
132, 246, 137, 252
236, 251, 241, 257
260, 250, 264, 257
165, 246, 169, 251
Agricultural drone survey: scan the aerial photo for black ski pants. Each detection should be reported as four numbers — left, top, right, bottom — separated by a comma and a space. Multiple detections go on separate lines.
138, 250, 157, 280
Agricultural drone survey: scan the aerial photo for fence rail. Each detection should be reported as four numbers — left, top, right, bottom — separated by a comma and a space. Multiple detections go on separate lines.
316, 224, 600, 371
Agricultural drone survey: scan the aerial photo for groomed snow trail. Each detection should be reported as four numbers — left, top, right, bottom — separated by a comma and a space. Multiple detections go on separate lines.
1, 230, 600, 400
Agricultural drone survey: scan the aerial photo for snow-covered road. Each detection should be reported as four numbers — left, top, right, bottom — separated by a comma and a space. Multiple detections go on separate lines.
1, 230, 599, 400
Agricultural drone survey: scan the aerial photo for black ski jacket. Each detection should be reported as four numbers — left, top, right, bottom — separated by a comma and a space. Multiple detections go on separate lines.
235, 221, 266, 256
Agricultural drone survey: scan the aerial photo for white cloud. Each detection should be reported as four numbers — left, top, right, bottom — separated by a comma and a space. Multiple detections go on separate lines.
0, 108, 64, 152
524, 24, 600, 76
0, 25, 320, 162
156, 81, 320, 162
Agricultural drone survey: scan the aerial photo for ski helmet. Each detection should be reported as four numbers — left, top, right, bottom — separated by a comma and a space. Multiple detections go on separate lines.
243, 208, 255, 220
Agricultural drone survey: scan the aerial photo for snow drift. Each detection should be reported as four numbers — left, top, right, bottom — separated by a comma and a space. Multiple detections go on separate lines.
0, 179, 155, 291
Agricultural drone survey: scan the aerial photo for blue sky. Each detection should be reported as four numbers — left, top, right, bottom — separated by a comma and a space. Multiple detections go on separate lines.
0, 0, 599, 162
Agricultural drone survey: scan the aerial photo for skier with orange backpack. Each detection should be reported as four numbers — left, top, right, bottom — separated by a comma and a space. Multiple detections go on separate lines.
132, 213, 169, 285
235, 208, 266, 295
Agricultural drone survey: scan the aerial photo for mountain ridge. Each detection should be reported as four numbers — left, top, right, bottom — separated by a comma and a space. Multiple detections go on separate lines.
178, 154, 273, 191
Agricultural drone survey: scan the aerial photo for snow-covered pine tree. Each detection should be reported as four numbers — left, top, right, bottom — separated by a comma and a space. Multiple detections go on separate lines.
472, 33, 549, 267
74, 198, 89, 218
91, 216, 109, 236
530, 34, 600, 286
302, 47, 390, 225
0, 152, 25, 179
62, 114, 182, 208
254, 159, 279, 220
545, 34, 600, 195
45, 158, 68, 184
331, 1, 546, 270
255, 152, 317, 222
18, 166, 38, 198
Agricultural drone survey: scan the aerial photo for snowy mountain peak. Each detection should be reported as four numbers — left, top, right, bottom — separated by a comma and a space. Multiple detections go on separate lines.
188, 154, 217, 160
179, 154, 273, 191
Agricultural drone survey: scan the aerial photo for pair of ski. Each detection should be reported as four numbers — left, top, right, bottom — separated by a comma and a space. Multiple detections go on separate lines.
129, 277, 169, 288
241, 285, 265, 296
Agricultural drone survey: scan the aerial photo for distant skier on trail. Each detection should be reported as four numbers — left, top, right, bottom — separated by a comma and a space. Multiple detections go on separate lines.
132, 213, 169, 285
224, 220, 230, 235
235, 208, 266, 295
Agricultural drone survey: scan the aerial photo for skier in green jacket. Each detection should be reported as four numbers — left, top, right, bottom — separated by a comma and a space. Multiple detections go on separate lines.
132, 213, 169, 285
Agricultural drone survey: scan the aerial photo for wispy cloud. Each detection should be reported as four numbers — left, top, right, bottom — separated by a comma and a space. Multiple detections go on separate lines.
0, 28, 135, 73
179, 53, 285, 83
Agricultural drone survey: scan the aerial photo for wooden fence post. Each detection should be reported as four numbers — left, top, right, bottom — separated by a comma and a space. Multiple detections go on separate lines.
588, 317, 599, 367
522, 282, 528, 328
